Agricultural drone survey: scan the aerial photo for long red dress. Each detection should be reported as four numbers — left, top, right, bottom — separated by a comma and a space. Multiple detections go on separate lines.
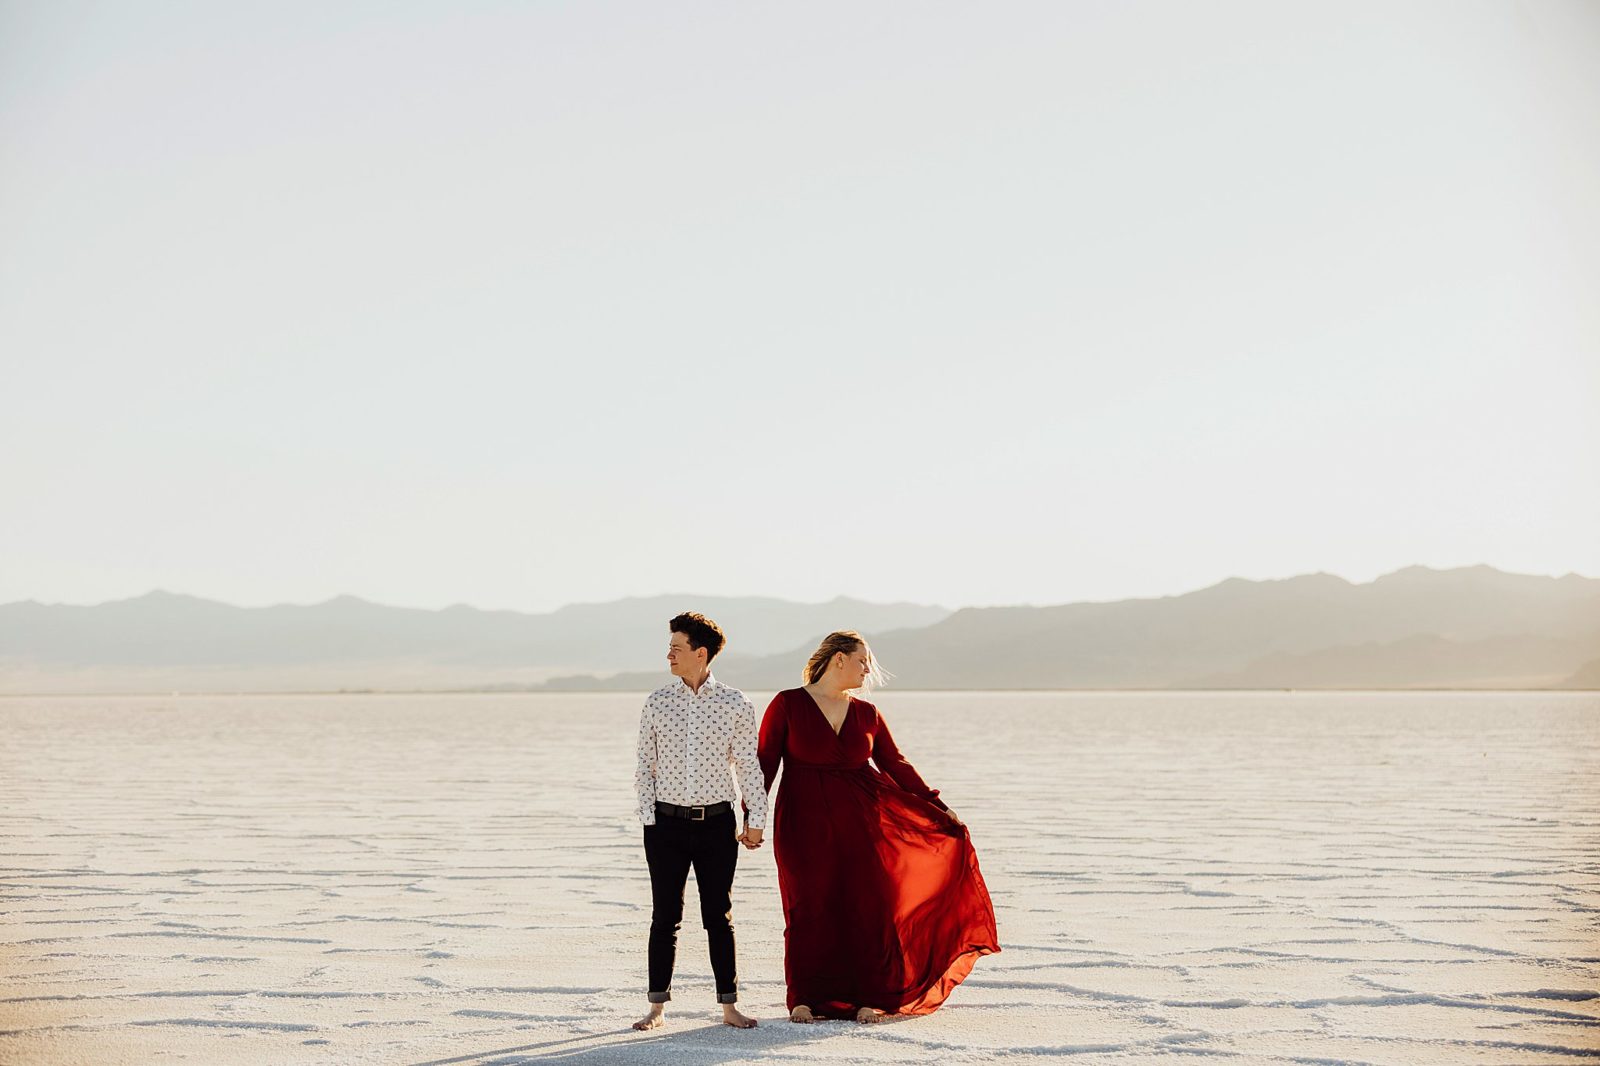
758, 688, 999, 1018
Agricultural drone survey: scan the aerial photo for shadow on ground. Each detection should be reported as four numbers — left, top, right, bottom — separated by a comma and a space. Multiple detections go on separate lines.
407, 1013, 909, 1064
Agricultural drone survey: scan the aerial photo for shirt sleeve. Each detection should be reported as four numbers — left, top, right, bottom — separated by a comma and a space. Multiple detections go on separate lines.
730, 694, 767, 830
634, 698, 658, 825
869, 704, 949, 810
758, 691, 788, 795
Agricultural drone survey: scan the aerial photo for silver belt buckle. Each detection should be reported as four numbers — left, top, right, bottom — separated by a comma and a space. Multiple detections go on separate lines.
691, 805, 706, 821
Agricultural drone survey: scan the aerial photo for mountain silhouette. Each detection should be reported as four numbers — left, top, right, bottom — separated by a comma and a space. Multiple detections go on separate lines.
1, 567, 1595, 693
549, 566, 1600, 692
0, 592, 948, 693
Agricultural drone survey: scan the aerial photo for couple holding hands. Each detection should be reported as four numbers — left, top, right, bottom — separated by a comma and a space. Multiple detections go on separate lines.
631, 612, 999, 1030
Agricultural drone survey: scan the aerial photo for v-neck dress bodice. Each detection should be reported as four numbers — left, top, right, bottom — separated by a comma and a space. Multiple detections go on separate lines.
805, 689, 852, 739
785, 690, 875, 766
756, 687, 999, 1018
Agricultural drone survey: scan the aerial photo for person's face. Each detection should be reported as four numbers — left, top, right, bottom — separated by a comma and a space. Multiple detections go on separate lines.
835, 646, 872, 688
667, 632, 705, 676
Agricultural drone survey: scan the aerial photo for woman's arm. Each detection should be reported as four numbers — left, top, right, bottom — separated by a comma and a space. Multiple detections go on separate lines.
869, 706, 949, 811
758, 692, 788, 794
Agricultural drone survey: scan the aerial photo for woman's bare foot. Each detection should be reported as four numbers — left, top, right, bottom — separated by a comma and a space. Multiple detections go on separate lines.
632, 1005, 665, 1030
855, 1006, 884, 1024
789, 1005, 816, 1023
721, 1003, 758, 1028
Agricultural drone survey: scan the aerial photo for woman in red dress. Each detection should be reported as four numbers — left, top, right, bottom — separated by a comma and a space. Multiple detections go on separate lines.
757, 631, 999, 1023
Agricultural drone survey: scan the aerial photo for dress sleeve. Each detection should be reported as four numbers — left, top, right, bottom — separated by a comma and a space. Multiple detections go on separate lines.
731, 694, 768, 830
758, 692, 788, 794
634, 698, 658, 826
869, 704, 949, 810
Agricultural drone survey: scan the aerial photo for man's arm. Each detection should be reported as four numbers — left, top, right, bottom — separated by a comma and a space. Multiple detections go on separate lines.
634, 699, 658, 826
731, 695, 767, 836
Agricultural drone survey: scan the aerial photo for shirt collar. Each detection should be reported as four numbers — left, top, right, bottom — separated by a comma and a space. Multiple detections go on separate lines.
678, 672, 718, 697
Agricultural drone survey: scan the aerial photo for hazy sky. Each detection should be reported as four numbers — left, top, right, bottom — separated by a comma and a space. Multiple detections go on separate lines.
3, 1, 1597, 613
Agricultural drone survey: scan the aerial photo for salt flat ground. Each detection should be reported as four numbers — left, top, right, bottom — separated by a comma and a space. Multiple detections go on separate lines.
1, 691, 1597, 1066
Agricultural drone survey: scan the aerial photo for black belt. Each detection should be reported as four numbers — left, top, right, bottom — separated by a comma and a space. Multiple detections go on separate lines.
656, 800, 732, 821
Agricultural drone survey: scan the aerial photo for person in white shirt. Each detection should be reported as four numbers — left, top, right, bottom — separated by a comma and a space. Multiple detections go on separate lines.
631, 612, 767, 1031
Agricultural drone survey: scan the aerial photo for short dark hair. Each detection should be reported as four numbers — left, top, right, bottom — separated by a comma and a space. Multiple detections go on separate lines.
669, 612, 726, 662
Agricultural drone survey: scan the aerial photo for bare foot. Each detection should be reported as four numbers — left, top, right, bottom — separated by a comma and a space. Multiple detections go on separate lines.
855, 1006, 884, 1024
632, 1005, 665, 1030
722, 1003, 758, 1028
789, 1005, 816, 1023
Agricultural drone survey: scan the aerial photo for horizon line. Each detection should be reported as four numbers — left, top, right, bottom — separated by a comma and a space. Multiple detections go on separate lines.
4, 562, 1595, 617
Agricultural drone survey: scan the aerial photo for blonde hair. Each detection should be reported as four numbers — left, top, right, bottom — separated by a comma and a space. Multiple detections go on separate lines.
803, 630, 893, 694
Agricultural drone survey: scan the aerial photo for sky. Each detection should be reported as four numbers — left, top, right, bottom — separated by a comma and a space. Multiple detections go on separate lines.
2, 0, 1597, 614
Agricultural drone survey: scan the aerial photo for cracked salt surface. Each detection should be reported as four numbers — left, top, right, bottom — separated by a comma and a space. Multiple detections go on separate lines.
1, 690, 1596, 1064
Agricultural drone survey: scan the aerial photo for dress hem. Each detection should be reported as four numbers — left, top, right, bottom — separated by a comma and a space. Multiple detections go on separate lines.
890, 942, 1001, 1016
785, 941, 1002, 1018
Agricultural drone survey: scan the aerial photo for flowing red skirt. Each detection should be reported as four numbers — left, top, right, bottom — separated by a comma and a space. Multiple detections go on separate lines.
772, 761, 1000, 1017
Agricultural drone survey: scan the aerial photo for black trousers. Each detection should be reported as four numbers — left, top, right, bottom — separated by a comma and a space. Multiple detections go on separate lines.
643, 808, 739, 1003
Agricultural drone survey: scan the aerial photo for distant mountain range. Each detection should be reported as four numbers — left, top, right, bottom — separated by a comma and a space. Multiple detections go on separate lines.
0, 592, 948, 693
1, 566, 1596, 693
542, 566, 1600, 692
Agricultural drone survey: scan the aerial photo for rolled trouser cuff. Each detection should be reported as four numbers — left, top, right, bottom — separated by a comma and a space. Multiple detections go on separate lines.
647, 989, 671, 1004
716, 991, 738, 1004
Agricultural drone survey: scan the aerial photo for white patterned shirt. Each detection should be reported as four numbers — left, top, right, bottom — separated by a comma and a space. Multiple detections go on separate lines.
633, 673, 767, 829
